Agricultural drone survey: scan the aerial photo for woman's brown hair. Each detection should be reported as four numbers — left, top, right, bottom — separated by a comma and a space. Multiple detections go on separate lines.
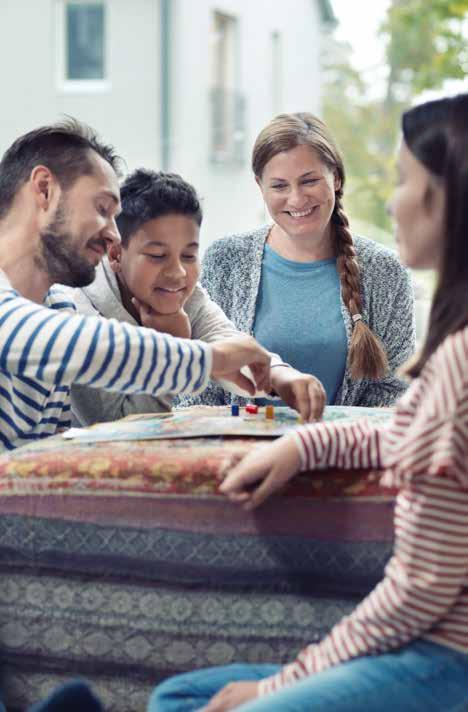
252, 112, 387, 380
401, 94, 468, 377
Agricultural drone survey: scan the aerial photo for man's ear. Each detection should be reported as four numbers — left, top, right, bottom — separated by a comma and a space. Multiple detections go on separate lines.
107, 241, 123, 272
30, 165, 59, 212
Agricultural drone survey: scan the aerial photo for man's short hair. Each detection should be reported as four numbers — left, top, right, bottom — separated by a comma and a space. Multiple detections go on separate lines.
117, 169, 203, 247
0, 117, 122, 219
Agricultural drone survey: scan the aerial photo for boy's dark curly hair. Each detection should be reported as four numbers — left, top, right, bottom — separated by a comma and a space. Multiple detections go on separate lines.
117, 168, 202, 247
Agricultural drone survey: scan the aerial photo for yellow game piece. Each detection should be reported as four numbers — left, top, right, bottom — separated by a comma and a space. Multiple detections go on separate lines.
265, 405, 275, 420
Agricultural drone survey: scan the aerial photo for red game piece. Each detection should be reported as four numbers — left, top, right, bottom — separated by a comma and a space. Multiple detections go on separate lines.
245, 404, 259, 414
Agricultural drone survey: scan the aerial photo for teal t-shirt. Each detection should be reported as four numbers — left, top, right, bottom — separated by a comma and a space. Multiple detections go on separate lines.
253, 245, 348, 404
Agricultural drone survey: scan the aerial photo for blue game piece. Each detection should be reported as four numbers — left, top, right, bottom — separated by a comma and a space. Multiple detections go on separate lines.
231, 404, 239, 416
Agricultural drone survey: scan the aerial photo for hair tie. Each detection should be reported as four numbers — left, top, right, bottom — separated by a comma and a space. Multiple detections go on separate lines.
352, 313, 363, 325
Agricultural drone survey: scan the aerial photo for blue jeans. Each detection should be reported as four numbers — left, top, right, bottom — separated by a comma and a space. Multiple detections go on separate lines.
149, 640, 468, 712
28, 680, 103, 712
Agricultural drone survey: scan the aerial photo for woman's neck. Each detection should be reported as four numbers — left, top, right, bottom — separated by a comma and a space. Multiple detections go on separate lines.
267, 224, 335, 263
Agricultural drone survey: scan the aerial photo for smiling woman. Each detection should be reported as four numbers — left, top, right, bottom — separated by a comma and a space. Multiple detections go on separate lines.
259, 144, 339, 254
191, 112, 416, 410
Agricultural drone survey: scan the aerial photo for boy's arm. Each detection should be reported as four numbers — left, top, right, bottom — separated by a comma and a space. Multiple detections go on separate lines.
71, 384, 171, 426
187, 284, 241, 342
168, 285, 288, 369
142, 284, 287, 398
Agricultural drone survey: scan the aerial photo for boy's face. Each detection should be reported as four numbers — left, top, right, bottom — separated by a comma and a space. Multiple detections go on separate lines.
110, 214, 200, 315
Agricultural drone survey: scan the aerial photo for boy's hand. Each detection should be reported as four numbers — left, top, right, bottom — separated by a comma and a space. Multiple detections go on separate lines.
270, 366, 326, 422
132, 297, 192, 339
211, 336, 271, 395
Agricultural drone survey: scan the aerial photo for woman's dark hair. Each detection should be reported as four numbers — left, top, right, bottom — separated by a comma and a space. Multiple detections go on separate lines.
252, 112, 387, 380
0, 118, 122, 219
117, 169, 203, 247
402, 93, 468, 377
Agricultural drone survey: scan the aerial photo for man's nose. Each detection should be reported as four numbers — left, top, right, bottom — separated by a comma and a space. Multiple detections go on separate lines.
103, 217, 121, 246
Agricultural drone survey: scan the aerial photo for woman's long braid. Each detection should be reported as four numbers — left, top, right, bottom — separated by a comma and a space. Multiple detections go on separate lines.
333, 193, 388, 380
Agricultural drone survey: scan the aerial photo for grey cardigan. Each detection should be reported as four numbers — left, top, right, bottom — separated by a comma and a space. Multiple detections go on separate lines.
186, 225, 416, 408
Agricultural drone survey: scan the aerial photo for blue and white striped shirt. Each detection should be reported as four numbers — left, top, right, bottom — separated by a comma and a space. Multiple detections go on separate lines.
0, 271, 212, 451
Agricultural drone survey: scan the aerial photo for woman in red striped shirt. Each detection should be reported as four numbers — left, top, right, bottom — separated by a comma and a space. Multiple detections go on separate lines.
149, 94, 468, 712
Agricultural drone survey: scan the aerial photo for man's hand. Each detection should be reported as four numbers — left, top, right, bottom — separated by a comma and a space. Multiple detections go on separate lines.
220, 433, 302, 509
211, 336, 271, 396
200, 681, 258, 712
270, 366, 326, 422
132, 297, 192, 339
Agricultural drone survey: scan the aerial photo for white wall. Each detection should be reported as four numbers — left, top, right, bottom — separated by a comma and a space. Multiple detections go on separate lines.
0, 0, 161, 171
0, 0, 325, 252
168, 0, 324, 251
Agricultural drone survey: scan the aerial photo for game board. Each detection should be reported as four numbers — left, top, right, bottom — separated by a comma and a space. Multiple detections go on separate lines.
63, 405, 393, 444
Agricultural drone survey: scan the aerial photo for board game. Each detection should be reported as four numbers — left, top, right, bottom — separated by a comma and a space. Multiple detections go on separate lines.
63, 405, 393, 444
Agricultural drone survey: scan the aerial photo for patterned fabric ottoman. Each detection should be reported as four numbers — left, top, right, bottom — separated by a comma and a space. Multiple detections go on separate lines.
0, 421, 396, 711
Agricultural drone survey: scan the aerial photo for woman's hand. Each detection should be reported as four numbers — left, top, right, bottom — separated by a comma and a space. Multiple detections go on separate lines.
132, 297, 192, 339
199, 681, 258, 711
211, 336, 271, 395
220, 433, 302, 509
270, 366, 326, 422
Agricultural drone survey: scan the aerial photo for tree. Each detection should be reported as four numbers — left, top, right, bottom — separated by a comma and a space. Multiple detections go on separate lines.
323, 0, 468, 236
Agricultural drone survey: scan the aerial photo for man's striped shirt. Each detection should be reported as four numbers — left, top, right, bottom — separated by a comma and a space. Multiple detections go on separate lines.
0, 273, 211, 450
260, 326, 468, 696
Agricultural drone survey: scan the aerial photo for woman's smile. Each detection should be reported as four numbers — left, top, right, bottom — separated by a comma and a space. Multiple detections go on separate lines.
286, 205, 319, 219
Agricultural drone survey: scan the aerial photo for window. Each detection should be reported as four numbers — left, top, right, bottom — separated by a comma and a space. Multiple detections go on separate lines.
67, 2, 105, 80
57, 0, 108, 90
210, 11, 245, 165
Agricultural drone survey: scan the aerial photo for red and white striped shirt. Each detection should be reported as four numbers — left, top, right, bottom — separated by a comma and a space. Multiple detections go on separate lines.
259, 326, 468, 696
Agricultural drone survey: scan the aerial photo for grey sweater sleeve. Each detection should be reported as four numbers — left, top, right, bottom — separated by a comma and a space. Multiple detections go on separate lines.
338, 244, 416, 407
71, 384, 172, 425
364, 267, 415, 406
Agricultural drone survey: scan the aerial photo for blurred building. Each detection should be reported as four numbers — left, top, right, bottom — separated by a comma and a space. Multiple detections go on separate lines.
0, 0, 335, 250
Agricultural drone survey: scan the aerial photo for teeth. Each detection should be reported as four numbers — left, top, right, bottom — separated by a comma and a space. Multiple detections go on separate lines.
289, 207, 316, 218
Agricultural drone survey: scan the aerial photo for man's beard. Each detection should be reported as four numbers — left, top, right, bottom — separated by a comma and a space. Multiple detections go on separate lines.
37, 200, 101, 288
